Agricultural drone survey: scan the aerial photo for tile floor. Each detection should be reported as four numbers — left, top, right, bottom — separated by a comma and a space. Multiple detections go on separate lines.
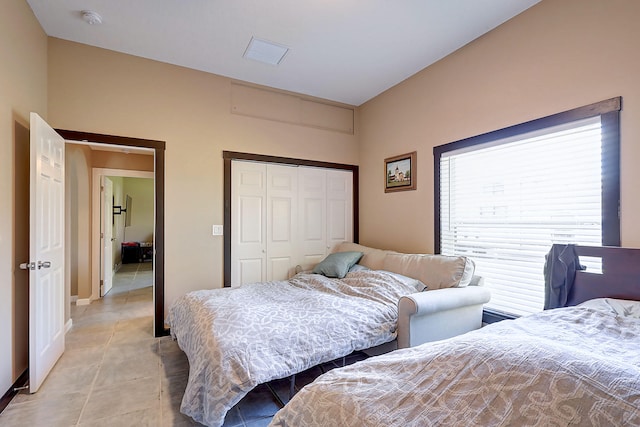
0, 262, 367, 427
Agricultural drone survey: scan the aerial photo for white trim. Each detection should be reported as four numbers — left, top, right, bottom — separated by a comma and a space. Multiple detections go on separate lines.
91, 168, 154, 301
66, 139, 153, 155
65, 318, 73, 333
76, 298, 91, 306
70, 295, 78, 303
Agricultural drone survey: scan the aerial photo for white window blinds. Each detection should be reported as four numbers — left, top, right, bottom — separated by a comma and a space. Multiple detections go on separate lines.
439, 116, 603, 316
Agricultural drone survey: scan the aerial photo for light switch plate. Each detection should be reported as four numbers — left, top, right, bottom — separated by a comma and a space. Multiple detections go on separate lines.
212, 225, 224, 236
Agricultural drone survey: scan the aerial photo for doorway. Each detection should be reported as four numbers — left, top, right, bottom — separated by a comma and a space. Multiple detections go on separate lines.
91, 169, 155, 299
104, 175, 155, 298
59, 129, 166, 337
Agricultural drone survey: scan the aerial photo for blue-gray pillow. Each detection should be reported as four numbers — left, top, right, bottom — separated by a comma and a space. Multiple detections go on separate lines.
313, 251, 364, 279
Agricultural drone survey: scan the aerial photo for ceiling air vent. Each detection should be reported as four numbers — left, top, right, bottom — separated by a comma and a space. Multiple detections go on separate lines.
243, 37, 289, 65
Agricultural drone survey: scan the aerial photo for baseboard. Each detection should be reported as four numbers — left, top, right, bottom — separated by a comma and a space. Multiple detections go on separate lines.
0, 369, 28, 414
76, 298, 91, 306
70, 295, 78, 303
65, 318, 73, 333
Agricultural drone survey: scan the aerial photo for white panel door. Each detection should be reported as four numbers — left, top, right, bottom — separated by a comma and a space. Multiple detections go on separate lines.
28, 113, 65, 393
231, 161, 266, 285
266, 165, 298, 280
298, 167, 327, 270
101, 177, 114, 296
326, 169, 354, 253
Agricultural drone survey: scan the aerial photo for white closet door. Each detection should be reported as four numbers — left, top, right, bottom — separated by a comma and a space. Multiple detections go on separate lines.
298, 167, 327, 270
232, 161, 354, 283
326, 169, 353, 253
231, 161, 266, 285
266, 164, 298, 281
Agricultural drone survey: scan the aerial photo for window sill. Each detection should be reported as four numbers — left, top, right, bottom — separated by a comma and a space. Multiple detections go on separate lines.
482, 308, 519, 324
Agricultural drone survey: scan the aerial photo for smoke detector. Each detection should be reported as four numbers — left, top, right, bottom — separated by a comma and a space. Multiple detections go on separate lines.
81, 10, 103, 25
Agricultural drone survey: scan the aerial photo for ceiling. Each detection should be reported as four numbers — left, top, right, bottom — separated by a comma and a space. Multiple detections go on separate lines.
26, 0, 540, 106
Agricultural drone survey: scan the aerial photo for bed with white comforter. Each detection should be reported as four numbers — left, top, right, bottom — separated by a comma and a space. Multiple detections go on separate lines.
270, 298, 640, 426
168, 269, 425, 427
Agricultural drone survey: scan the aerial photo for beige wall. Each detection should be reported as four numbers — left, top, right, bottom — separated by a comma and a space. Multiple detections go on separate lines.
66, 144, 93, 301
359, 0, 640, 253
47, 38, 359, 316
92, 151, 154, 171
0, 0, 47, 394
123, 178, 154, 243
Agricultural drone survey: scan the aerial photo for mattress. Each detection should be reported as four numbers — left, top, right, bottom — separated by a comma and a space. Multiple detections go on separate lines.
168, 269, 425, 427
270, 299, 640, 426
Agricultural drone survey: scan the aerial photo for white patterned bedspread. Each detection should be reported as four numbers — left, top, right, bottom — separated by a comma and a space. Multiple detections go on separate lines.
167, 270, 425, 427
270, 302, 640, 427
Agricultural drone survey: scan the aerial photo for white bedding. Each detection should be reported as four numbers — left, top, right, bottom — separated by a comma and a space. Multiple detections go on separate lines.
577, 297, 640, 319
167, 270, 425, 427
270, 301, 640, 426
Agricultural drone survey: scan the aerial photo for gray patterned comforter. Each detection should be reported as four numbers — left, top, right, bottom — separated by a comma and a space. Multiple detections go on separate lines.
270, 300, 640, 426
167, 270, 425, 427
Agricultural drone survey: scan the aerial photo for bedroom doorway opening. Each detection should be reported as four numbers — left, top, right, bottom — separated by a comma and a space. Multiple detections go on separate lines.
61, 129, 166, 337
96, 172, 155, 331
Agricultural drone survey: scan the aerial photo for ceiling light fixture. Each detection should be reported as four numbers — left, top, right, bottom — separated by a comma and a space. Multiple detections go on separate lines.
81, 10, 103, 25
243, 37, 289, 66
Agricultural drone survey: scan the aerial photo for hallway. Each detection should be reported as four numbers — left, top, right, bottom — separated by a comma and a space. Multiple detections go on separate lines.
0, 263, 199, 426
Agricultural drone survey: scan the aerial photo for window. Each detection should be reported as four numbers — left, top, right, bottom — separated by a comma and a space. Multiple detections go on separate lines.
434, 98, 621, 317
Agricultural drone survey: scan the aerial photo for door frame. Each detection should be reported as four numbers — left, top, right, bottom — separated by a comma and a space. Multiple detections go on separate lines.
222, 151, 359, 287
57, 129, 167, 337
101, 175, 114, 297
91, 168, 155, 300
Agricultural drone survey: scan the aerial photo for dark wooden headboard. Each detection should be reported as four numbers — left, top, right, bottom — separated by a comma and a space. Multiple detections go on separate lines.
566, 245, 640, 306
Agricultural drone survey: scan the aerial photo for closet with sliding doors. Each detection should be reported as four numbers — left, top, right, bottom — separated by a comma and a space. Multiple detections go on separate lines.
226, 155, 356, 286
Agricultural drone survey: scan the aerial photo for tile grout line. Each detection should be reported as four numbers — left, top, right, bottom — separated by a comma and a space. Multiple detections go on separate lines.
73, 306, 118, 426
1, 267, 157, 426
158, 339, 165, 427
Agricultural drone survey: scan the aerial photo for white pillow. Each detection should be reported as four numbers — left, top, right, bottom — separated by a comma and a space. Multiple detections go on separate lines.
378, 270, 427, 292
578, 298, 640, 319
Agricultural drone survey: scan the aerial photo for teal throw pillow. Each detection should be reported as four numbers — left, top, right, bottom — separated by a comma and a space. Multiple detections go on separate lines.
312, 251, 364, 279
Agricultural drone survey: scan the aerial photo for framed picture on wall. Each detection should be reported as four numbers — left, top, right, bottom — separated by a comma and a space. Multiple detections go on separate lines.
384, 151, 417, 193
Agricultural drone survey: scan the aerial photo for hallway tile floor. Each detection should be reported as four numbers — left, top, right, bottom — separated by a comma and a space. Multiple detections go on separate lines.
0, 263, 367, 426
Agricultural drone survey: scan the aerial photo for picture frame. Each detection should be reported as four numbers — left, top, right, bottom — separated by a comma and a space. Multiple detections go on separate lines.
384, 151, 417, 193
